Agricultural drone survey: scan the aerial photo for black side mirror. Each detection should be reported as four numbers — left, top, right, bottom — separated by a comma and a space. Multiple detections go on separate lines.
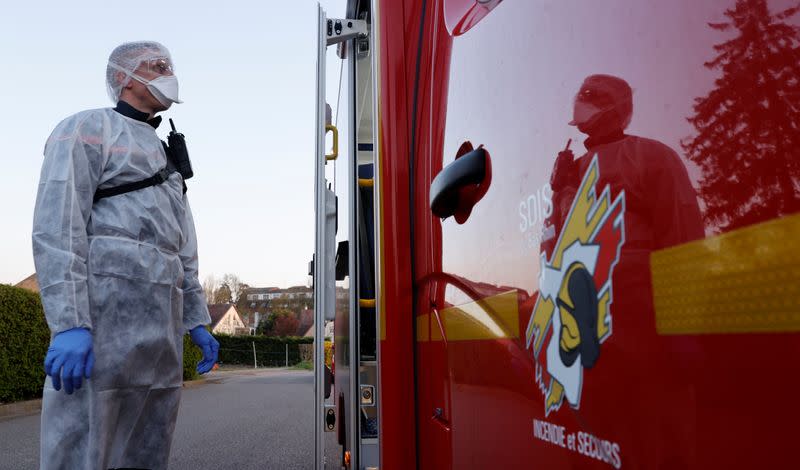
430, 143, 492, 223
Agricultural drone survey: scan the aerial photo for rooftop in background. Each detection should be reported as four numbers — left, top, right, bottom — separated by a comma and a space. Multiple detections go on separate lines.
244, 287, 282, 295
14, 274, 39, 293
207, 303, 247, 335
243, 286, 312, 302
208, 304, 236, 325
285, 285, 312, 292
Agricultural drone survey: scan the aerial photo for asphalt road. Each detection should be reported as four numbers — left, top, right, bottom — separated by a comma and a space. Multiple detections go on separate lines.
0, 368, 342, 469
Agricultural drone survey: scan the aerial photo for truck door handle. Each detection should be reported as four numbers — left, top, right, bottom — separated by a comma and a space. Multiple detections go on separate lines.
429, 142, 492, 223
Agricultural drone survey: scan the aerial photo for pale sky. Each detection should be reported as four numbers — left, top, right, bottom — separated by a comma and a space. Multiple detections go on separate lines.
0, 0, 346, 288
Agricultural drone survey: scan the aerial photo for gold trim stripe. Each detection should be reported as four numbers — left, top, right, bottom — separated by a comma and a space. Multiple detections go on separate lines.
417, 290, 520, 342
651, 213, 800, 335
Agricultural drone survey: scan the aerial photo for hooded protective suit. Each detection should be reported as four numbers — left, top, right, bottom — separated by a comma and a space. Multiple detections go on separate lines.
548, 74, 704, 265
33, 105, 210, 470
544, 74, 704, 466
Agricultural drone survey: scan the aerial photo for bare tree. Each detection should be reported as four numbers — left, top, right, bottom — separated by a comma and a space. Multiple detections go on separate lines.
202, 275, 219, 303
221, 273, 248, 303
202, 273, 250, 304
213, 283, 232, 304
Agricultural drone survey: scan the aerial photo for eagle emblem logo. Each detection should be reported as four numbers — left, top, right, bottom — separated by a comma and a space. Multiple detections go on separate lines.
526, 155, 625, 416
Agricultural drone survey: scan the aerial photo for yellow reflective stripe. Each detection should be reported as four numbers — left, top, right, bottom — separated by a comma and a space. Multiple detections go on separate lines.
651, 213, 800, 335
359, 178, 374, 187
417, 290, 520, 342
360, 299, 376, 308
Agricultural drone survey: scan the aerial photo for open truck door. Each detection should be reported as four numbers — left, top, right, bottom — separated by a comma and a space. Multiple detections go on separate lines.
313, 4, 376, 469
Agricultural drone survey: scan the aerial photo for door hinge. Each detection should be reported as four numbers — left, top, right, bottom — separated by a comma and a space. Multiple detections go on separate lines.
326, 18, 368, 46
324, 405, 336, 432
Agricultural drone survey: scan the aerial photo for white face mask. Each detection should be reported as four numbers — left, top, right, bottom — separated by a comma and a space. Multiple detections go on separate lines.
133, 74, 182, 109
109, 62, 183, 108
568, 101, 603, 127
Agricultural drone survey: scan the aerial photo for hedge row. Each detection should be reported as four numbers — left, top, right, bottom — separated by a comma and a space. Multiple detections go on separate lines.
213, 334, 313, 367
298, 341, 333, 367
183, 334, 202, 381
0, 284, 50, 403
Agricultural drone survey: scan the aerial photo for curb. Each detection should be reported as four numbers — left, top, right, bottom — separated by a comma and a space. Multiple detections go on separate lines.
182, 376, 220, 389
1, 375, 221, 420
0, 368, 294, 421
0, 399, 42, 422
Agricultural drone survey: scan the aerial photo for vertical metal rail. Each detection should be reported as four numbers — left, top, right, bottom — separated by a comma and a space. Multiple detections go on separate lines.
347, 39, 360, 470
315, 10, 367, 468
369, 1, 383, 468
313, 5, 327, 470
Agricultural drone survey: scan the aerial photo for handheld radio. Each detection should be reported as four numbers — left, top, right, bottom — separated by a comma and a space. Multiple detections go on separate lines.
167, 118, 193, 180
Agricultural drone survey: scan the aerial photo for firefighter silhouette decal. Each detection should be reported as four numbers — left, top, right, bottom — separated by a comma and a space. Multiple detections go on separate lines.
526, 155, 625, 416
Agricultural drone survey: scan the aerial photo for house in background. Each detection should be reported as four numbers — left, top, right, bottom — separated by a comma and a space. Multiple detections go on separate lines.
208, 304, 247, 335
15, 274, 39, 293
235, 285, 318, 334
296, 309, 314, 337
243, 287, 283, 302
237, 287, 280, 327
239, 311, 261, 333
304, 320, 334, 339
284, 285, 313, 300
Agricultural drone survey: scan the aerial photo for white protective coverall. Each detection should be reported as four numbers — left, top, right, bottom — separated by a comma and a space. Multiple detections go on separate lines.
33, 106, 210, 469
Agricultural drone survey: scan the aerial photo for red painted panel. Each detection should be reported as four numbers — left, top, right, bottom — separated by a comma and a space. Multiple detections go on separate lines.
376, 0, 420, 468
412, 0, 454, 468
403, 0, 800, 468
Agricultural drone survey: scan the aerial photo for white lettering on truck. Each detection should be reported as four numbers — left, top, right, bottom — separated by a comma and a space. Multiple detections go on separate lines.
519, 183, 554, 247
532, 418, 622, 469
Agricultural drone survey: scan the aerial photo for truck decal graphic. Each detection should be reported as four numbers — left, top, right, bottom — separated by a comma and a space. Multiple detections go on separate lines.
525, 154, 625, 416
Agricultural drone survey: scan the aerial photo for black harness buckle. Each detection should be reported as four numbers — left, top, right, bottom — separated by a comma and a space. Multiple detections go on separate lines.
155, 167, 171, 183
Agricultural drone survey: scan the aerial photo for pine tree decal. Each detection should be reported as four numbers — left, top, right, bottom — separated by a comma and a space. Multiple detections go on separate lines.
683, 0, 800, 232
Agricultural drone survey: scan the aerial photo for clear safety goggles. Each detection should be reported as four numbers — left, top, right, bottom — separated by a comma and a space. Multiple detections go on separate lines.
575, 87, 613, 107
140, 57, 175, 76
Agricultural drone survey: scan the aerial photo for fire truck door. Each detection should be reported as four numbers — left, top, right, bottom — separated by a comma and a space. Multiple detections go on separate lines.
418, 0, 800, 468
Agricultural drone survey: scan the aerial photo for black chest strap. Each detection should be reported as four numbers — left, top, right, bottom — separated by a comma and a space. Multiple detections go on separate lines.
93, 167, 177, 203
93, 142, 189, 203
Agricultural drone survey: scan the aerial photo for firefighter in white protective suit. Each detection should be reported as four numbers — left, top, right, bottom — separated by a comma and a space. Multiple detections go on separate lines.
32, 41, 218, 470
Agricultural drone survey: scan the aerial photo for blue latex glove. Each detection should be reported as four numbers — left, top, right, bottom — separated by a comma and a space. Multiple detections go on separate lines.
43, 327, 94, 394
189, 326, 219, 374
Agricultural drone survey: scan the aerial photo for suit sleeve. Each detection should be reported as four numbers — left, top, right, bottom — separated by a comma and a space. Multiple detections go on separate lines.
178, 198, 212, 332
32, 114, 105, 334
646, 144, 705, 249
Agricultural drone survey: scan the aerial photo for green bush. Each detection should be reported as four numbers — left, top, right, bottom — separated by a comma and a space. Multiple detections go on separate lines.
213, 334, 313, 367
183, 334, 202, 381
0, 285, 50, 403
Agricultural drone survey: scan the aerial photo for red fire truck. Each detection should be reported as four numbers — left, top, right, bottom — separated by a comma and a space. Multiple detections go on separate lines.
312, 0, 800, 468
